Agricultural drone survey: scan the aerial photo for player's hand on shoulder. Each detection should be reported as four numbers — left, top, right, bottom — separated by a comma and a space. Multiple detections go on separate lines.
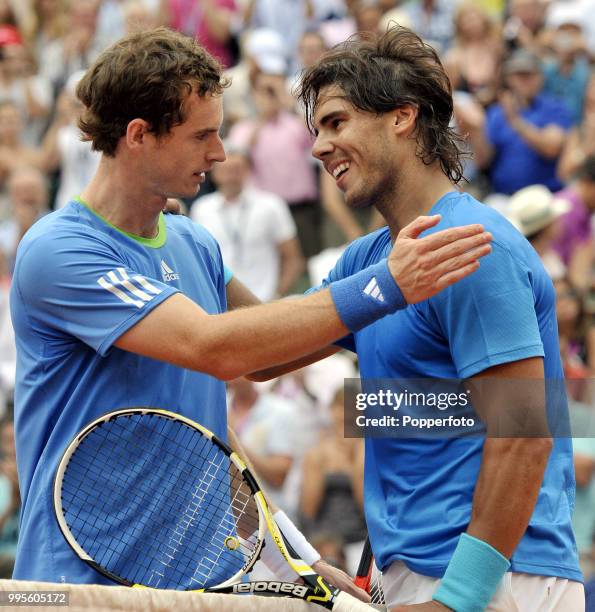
388, 214, 492, 303
391, 601, 452, 611
311, 559, 371, 603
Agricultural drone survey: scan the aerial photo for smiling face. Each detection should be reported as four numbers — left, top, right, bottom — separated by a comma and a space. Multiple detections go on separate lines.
311, 85, 401, 209
142, 92, 226, 199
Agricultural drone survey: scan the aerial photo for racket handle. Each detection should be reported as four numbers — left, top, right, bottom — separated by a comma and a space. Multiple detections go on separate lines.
331, 591, 387, 611
353, 575, 371, 592
354, 536, 373, 593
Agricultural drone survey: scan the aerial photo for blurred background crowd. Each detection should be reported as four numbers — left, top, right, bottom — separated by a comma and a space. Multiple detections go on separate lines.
0, 0, 593, 595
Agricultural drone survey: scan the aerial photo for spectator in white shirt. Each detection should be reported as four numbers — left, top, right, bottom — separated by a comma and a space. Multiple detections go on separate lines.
191, 142, 304, 300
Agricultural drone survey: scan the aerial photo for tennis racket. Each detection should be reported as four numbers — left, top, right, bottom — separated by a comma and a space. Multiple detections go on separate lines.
54, 408, 384, 611
354, 537, 386, 606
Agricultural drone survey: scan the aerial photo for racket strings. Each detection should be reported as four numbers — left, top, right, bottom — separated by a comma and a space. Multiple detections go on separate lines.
369, 559, 386, 605
60, 413, 261, 590
189, 470, 259, 587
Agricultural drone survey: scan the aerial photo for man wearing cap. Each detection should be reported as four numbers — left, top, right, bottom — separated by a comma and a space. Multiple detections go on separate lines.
463, 49, 573, 195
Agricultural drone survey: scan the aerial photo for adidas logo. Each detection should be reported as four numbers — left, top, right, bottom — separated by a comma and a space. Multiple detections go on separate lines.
161, 259, 180, 282
97, 268, 162, 308
363, 277, 384, 302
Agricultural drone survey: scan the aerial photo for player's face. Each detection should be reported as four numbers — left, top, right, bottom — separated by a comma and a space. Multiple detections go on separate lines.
311, 85, 399, 209
148, 92, 226, 199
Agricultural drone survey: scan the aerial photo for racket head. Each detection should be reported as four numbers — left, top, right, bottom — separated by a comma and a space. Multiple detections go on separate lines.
54, 408, 265, 590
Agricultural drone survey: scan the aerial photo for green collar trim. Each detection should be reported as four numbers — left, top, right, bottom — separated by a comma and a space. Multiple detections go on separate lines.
75, 196, 166, 248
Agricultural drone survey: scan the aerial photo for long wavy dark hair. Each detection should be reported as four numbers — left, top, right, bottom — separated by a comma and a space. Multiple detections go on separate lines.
296, 25, 466, 184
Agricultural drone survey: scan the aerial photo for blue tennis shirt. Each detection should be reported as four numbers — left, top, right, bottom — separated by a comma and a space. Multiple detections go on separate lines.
10, 199, 229, 583
316, 191, 581, 582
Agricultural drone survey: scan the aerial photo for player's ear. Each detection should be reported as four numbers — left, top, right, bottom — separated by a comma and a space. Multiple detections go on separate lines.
393, 105, 418, 137
126, 118, 152, 150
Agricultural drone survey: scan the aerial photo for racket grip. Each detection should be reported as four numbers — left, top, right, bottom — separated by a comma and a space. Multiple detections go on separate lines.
331, 591, 388, 611
353, 575, 371, 591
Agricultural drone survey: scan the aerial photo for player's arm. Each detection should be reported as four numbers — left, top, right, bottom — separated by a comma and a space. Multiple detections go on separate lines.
116, 216, 491, 380
430, 356, 552, 612
466, 357, 552, 555
115, 288, 349, 380
114, 217, 491, 380
248, 217, 494, 381
225, 275, 343, 380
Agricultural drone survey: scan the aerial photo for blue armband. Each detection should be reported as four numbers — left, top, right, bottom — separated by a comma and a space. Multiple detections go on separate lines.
432, 533, 511, 612
329, 259, 407, 332
223, 265, 233, 285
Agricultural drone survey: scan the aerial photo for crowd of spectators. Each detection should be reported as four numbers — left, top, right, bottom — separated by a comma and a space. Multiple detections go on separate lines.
0, 0, 593, 589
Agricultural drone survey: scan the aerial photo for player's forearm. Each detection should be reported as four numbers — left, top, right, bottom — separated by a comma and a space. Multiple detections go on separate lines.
201, 290, 349, 380
467, 436, 552, 558
247, 346, 341, 382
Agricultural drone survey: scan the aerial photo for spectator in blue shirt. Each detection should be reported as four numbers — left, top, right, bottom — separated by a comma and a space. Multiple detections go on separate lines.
464, 49, 573, 195
543, 15, 591, 124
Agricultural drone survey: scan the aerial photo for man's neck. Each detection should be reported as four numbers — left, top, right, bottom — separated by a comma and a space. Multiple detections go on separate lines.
375, 163, 457, 241
80, 156, 165, 238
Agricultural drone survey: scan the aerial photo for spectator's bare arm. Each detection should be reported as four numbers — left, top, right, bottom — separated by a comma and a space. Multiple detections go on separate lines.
454, 97, 494, 170
203, 0, 235, 44
299, 447, 326, 519
276, 237, 304, 297
574, 453, 595, 487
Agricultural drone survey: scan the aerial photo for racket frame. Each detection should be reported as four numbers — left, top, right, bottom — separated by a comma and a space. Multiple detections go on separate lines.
53, 408, 266, 589
53, 408, 377, 610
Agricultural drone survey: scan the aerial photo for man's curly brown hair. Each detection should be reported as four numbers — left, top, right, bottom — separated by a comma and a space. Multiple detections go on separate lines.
77, 27, 229, 157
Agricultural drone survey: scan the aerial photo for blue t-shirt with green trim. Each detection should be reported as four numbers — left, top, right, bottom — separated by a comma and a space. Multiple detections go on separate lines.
10, 199, 228, 583
316, 191, 581, 582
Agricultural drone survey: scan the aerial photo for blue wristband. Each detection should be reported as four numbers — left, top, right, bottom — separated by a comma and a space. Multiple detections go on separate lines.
329, 259, 407, 332
432, 533, 511, 612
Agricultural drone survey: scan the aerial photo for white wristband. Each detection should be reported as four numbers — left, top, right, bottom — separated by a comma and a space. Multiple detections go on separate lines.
260, 511, 321, 580
274, 510, 321, 566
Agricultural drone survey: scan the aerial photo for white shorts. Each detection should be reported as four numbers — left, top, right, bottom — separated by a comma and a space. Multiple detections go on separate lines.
383, 560, 585, 611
